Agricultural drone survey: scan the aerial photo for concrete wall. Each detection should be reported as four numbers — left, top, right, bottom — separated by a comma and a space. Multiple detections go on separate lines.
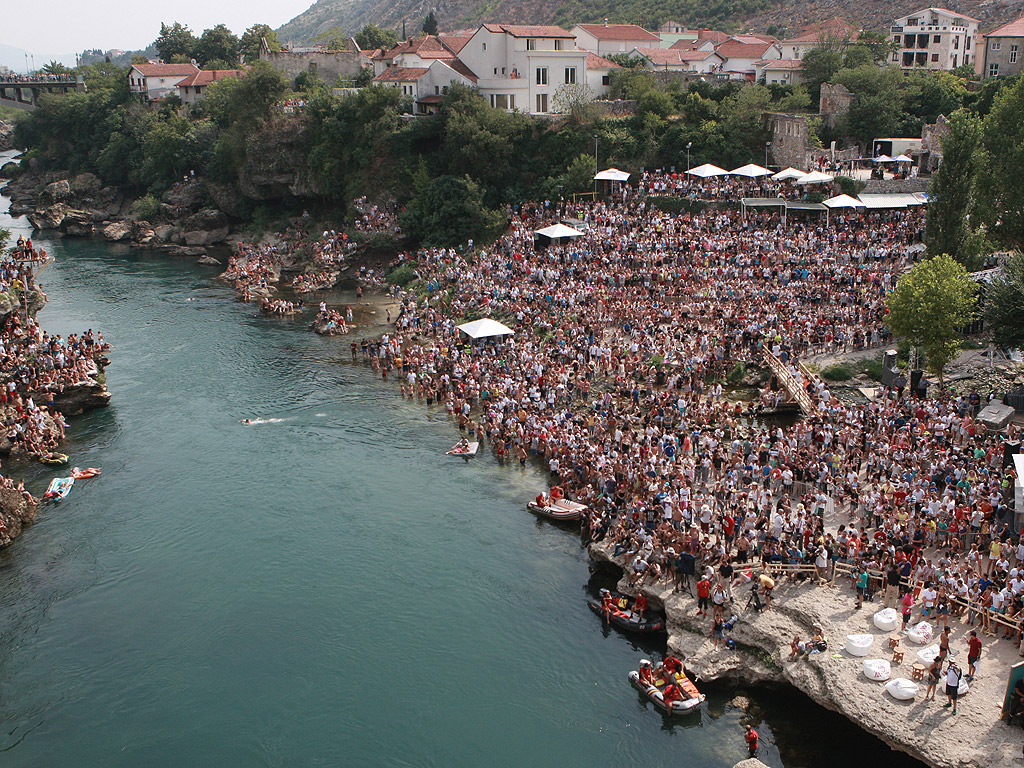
260, 47, 363, 86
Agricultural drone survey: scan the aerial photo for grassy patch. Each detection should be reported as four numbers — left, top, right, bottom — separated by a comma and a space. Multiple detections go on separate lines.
726, 361, 746, 384
820, 364, 853, 382
861, 359, 884, 381
385, 262, 418, 287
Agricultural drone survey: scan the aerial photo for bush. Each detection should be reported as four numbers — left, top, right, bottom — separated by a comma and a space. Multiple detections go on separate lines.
726, 361, 746, 383
131, 194, 161, 220
820, 364, 853, 381
835, 175, 864, 197
386, 262, 417, 287
647, 196, 706, 215
862, 359, 884, 381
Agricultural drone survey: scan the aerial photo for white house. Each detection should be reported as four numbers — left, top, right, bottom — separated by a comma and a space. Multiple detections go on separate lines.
570, 23, 661, 56
714, 36, 782, 80
372, 59, 478, 113
370, 34, 471, 76
457, 24, 589, 114
176, 69, 245, 104
585, 52, 620, 95
630, 47, 725, 73
756, 59, 804, 84
890, 8, 978, 70
128, 62, 200, 101
780, 18, 860, 60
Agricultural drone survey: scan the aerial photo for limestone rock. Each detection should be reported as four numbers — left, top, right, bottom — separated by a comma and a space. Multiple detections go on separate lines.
153, 225, 177, 243
70, 173, 101, 194
131, 220, 155, 245
51, 379, 111, 416
162, 179, 205, 211
182, 208, 229, 246
205, 180, 247, 218
102, 221, 132, 241
60, 209, 94, 237
197, 255, 221, 266
160, 245, 208, 257
734, 760, 771, 768
27, 203, 69, 229
43, 179, 71, 203
0, 485, 40, 549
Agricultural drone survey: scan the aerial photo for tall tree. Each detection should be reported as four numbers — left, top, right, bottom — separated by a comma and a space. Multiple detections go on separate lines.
422, 11, 439, 36
239, 24, 280, 61
983, 252, 1024, 349
925, 110, 987, 267
981, 75, 1024, 250
800, 47, 842, 102
885, 254, 979, 384
355, 25, 399, 51
195, 24, 239, 66
312, 26, 349, 51
154, 22, 197, 63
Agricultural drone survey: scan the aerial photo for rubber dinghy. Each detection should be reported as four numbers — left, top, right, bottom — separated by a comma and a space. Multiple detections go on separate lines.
43, 477, 74, 502
71, 467, 101, 479
587, 592, 665, 633
527, 498, 587, 521
445, 441, 479, 460
628, 669, 706, 715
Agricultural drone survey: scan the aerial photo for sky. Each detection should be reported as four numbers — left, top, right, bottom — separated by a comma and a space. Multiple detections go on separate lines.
0, 0, 316, 59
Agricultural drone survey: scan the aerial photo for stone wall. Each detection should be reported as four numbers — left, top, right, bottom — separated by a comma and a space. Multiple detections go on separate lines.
591, 99, 637, 117
819, 83, 855, 130
920, 114, 950, 172
260, 46, 363, 86
766, 112, 809, 169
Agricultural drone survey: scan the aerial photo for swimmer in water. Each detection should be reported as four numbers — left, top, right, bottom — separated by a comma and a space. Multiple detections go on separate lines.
241, 419, 253, 425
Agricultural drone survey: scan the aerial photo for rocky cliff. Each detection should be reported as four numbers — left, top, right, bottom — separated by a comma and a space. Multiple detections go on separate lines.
0, 486, 39, 548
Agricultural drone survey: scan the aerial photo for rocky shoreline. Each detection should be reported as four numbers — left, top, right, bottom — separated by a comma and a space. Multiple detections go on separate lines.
590, 540, 1019, 768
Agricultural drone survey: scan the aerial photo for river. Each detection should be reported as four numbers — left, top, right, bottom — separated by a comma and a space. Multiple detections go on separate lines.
0, 153, 924, 767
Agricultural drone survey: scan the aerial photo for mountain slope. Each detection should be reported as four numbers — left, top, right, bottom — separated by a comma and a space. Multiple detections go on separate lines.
276, 0, 1024, 45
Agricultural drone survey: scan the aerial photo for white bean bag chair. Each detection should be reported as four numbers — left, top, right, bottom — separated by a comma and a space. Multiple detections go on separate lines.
958, 677, 969, 696
873, 608, 900, 632
846, 633, 874, 657
906, 621, 933, 645
885, 677, 919, 700
916, 644, 941, 665
863, 659, 891, 681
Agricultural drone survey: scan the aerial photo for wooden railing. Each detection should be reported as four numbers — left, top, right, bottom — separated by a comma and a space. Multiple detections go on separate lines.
763, 349, 813, 413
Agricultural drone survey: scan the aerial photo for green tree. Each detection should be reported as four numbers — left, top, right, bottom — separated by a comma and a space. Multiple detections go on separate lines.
885, 254, 979, 384
981, 75, 1024, 249
800, 47, 843, 101
925, 110, 987, 267
983, 252, 1024, 349
42, 60, 74, 75
195, 24, 239, 66
422, 11, 439, 36
402, 166, 505, 247
131, 54, 150, 65
239, 24, 280, 61
313, 26, 349, 51
551, 83, 595, 122
355, 25, 399, 51
154, 22, 197, 62
0, 227, 9, 253
201, 59, 237, 71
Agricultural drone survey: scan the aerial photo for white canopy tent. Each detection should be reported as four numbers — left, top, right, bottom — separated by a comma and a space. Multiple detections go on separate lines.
456, 318, 515, 340
730, 163, 771, 178
594, 168, 631, 182
772, 167, 805, 181
534, 223, 584, 239
686, 163, 728, 178
823, 194, 865, 209
872, 155, 894, 163
796, 171, 834, 185
893, 154, 913, 163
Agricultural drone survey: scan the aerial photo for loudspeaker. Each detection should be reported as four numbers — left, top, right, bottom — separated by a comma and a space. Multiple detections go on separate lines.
1005, 441, 1021, 469
910, 369, 926, 395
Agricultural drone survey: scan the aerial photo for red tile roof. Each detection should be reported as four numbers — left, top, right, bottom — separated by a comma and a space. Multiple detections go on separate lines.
586, 52, 621, 69
985, 14, 1024, 37
417, 94, 445, 104
439, 34, 473, 53
373, 67, 429, 82
574, 23, 660, 41
177, 69, 244, 88
131, 63, 199, 77
758, 58, 803, 69
714, 39, 777, 59
443, 59, 479, 82
483, 24, 575, 38
636, 48, 722, 66
376, 35, 462, 61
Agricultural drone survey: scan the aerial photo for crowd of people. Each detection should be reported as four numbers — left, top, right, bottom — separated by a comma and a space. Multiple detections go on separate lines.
291, 270, 337, 294
259, 298, 302, 315
351, 196, 402, 237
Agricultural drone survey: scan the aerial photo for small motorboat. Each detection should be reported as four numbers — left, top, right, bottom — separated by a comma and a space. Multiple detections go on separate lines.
43, 477, 74, 502
587, 591, 665, 633
629, 667, 706, 715
71, 467, 102, 479
527, 497, 587, 521
446, 441, 479, 460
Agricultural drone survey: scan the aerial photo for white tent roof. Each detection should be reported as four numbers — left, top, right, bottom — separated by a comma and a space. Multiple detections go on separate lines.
686, 163, 728, 178
872, 154, 894, 162
893, 154, 913, 162
730, 163, 771, 178
823, 194, 865, 209
534, 223, 584, 239
594, 167, 631, 182
772, 167, 805, 181
795, 171, 834, 185
456, 318, 515, 339
858, 193, 926, 209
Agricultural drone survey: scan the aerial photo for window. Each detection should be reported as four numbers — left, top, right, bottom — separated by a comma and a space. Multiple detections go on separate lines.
554, 39, 562, 50
991, 40, 1001, 50
931, 53, 939, 62
934, 35, 941, 43
907, 18, 919, 26
602, 75, 610, 86
989, 62, 1000, 76
905, 34, 915, 47
903, 52, 914, 66
536, 67, 547, 85
536, 93, 548, 112
526, 39, 536, 50
482, 42, 486, 50
490, 93, 512, 109
952, 55, 958, 67
564, 66, 576, 84
967, 37, 971, 49
892, 52, 899, 62
1011, 45, 1019, 63
893, 35, 900, 43
953, 36, 959, 49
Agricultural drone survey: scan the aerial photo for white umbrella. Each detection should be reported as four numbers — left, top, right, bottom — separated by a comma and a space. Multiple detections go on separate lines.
823, 194, 865, 209
456, 318, 515, 339
795, 171, 834, 185
594, 167, 631, 182
873, 155, 894, 163
772, 167, 805, 181
534, 223, 584, 239
893, 154, 913, 162
730, 163, 771, 178
686, 163, 728, 178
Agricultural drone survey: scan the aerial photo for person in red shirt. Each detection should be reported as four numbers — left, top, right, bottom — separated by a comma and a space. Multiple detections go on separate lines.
697, 576, 711, 617
633, 592, 648, 619
662, 682, 681, 712
744, 724, 759, 755
966, 630, 982, 681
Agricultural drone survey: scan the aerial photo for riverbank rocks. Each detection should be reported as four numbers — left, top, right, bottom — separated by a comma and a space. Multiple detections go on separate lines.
44, 179, 71, 203
102, 221, 132, 242
197, 255, 221, 266
162, 179, 205, 211
0, 120, 13, 151
0, 486, 40, 549
182, 209, 229, 246
60, 209, 94, 237
27, 203, 69, 230
734, 760, 771, 768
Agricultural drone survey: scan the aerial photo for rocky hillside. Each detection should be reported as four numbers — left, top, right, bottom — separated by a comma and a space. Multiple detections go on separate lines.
276, 0, 1024, 44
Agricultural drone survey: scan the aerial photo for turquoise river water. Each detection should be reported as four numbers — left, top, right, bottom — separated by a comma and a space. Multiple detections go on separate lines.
0, 155, 925, 767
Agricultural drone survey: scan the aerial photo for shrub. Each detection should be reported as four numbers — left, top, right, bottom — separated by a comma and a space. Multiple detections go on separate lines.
131, 194, 161, 220
386, 262, 417, 287
726, 361, 746, 383
820, 364, 853, 381
862, 359, 884, 381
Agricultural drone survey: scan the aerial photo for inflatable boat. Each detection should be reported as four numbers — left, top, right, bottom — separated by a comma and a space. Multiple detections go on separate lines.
71, 467, 101, 479
446, 441, 479, 460
527, 498, 587, 521
43, 477, 74, 502
587, 592, 665, 633
629, 668, 705, 715
40, 453, 69, 466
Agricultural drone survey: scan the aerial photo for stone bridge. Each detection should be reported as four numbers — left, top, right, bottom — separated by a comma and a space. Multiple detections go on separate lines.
0, 77, 84, 111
